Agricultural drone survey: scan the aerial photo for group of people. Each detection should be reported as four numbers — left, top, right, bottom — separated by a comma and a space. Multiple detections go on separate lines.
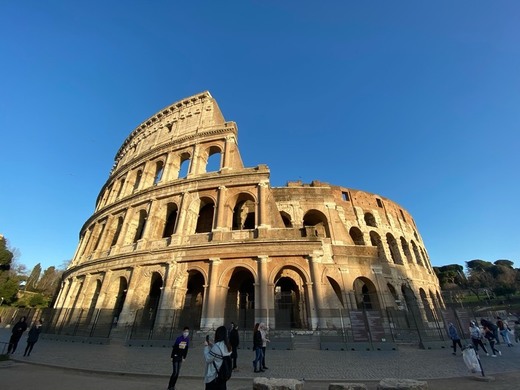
5, 316, 44, 357
167, 321, 270, 390
448, 316, 517, 358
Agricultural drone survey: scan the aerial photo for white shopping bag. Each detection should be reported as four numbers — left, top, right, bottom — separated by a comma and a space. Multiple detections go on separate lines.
462, 346, 481, 374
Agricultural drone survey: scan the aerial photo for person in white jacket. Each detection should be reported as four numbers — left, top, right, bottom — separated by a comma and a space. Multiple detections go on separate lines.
204, 326, 232, 389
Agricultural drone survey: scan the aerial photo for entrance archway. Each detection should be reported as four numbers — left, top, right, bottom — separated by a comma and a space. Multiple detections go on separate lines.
225, 267, 255, 330
353, 277, 380, 310
178, 270, 205, 330
274, 267, 308, 330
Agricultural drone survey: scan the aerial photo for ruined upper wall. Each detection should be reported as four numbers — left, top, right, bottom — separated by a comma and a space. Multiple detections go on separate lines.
112, 91, 230, 172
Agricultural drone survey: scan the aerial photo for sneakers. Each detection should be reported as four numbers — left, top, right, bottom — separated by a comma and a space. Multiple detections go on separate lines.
491, 355, 497, 357
498, 350, 502, 356
486, 353, 490, 356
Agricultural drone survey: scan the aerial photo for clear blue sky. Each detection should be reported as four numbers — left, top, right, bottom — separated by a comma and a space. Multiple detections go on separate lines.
1, 1, 519, 273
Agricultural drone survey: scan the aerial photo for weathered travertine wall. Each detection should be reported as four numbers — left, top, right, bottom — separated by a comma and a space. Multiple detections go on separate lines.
54, 91, 442, 333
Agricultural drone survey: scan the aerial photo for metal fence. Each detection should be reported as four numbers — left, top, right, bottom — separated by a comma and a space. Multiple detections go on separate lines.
0, 303, 514, 349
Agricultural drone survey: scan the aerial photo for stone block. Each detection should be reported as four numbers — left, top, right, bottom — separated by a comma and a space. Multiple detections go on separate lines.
253, 377, 304, 390
329, 383, 368, 390
377, 378, 428, 390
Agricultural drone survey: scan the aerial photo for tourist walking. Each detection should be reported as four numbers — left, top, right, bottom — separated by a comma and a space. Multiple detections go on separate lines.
167, 326, 190, 390
229, 321, 239, 371
496, 317, 513, 347
259, 322, 270, 370
469, 321, 489, 355
483, 325, 501, 357
480, 318, 499, 343
203, 325, 232, 389
448, 322, 463, 355
7, 316, 28, 354
24, 319, 43, 356
252, 323, 264, 373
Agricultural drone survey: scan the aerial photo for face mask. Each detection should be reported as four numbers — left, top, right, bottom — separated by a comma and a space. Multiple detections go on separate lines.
183, 331, 189, 337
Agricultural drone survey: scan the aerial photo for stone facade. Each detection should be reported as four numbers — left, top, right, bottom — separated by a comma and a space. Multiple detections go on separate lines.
54, 91, 442, 332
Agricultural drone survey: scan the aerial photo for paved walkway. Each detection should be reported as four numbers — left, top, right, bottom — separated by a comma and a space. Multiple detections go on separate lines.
2, 329, 520, 389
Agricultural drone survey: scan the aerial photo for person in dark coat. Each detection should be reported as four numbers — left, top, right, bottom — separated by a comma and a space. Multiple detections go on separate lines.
168, 326, 190, 390
7, 316, 28, 354
481, 318, 499, 344
229, 322, 239, 370
24, 319, 43, 356
252, 323, 264, 373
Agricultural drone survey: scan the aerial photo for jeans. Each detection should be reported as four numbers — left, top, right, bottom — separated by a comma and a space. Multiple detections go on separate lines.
253, 347, 264, 370
168, 360, 182, 389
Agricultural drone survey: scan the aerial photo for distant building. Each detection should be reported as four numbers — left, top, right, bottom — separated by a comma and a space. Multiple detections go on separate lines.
54, 92, 442, 336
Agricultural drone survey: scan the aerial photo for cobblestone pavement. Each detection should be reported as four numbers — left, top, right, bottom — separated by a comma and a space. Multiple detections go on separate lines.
2, 329, 520, 389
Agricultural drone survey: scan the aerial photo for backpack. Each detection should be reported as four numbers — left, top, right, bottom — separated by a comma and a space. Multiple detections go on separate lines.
212, 344, 232, 383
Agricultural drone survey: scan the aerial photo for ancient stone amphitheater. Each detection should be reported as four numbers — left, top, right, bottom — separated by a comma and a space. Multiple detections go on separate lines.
54, 91, 442, 343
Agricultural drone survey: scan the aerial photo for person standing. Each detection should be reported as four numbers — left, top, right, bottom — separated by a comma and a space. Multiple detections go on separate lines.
480, 318, 499, 344
204, 325, 232, 389
469, 321, 489, 356
229, 322, 239, 371
448, 322, 463, 356
496, 317, 513, 347
24, 319, 43, 356
7, 316, 28, 354
252, 323, 264, 373
168, 326, 190, 390
259, 322, 270, 370
483, 325, 501, 357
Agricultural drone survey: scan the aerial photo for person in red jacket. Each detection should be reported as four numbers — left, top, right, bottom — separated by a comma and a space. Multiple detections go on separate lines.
168, 326, 190, 390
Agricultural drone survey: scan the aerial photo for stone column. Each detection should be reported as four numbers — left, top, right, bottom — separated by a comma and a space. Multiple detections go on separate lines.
256, 256, 269, 324
308, 254, 325, 329
201, 258, 221, 329
257, 181, 269, 228
96, 270, 113, 309
221, 135, 235, 170
215, 186, 228, 230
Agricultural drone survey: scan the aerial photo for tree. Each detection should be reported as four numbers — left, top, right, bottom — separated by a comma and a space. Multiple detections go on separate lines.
0, 235, 14, 271
37, 266, 62, 298
434, 264, 465, 289
26, 263, 42, 291
0, 272, 21, 304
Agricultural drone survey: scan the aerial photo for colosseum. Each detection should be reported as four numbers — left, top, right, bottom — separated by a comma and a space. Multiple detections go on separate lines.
53, 91, 444, 348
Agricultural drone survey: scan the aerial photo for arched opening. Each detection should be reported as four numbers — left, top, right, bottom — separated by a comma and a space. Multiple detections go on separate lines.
386, 233, 403, 265
387, 283, 399, 307
178, 270, 205, 330
349, 227, 365, 245
113, 277, 128, 324
84, 279, 102, 326
326, 276, 344, 307
110, 216, 124, 247
353, 277, 380, 310
369, 231, 387, 261
195, 198, 215, 233
225, 267, 255, 331
274, 276, 303, 329
232, 194, 256, 230
411, 240, 423, 266
153, 160, 164, 185
116, 176, 126, 199
162, 203, 178, 237
280, 211, 293, 228
302, 209, 330, 238
178, 153, 191, 179
133, 209, 148, 242
364, 212, 377, 227
205, 146, 222, 173
420, 288, 435, 321
133, 169, 143, 192
141, 272, 163, 331
400, 237, 413, 264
